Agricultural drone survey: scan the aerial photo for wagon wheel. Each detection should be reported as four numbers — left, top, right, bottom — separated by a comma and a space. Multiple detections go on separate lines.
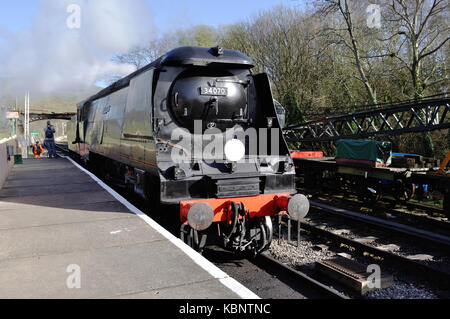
393, 179, 415, 202
358, 182, 382, 206
443, 192, 450, 217
369, 184, 383, 204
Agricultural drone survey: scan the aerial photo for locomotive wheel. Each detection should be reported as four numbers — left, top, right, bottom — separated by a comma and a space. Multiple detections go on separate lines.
255, 216, 273, 255
180, 224, 207, 254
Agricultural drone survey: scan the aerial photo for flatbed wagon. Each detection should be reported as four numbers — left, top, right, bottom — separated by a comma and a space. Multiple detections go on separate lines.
294, 157, 449, 214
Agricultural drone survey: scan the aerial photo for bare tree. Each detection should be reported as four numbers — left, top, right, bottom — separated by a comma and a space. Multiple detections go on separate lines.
317, 0, 383, 105
110, 25, 220, 84
386, 0, 449, 100
385, 0, 449, 156
220, 6, 334, 124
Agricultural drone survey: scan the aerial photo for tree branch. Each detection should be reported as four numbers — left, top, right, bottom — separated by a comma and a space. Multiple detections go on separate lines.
420, 36, 450, 60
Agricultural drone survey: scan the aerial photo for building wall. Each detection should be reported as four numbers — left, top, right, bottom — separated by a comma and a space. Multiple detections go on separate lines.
0, 137, 17, 189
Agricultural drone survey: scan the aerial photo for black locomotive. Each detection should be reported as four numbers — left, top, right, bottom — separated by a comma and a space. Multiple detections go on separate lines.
68, 46, 309, 254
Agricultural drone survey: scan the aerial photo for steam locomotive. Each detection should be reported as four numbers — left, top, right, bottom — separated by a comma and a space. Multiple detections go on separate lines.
67, 46, 309, 254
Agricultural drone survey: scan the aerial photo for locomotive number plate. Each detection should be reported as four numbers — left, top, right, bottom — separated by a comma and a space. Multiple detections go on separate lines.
200, 87, 228, 96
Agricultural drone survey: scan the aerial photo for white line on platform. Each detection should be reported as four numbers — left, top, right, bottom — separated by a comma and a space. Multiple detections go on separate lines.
65, 156, 259, 299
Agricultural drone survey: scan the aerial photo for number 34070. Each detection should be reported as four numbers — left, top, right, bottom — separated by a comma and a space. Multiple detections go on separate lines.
200, 87, 228, 96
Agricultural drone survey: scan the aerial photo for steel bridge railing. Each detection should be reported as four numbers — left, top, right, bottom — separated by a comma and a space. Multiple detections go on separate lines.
284, 97, 450, 143
18, 112, 76, 123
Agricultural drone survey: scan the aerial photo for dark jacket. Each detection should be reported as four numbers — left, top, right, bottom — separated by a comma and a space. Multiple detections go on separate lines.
44, 125, 56, 141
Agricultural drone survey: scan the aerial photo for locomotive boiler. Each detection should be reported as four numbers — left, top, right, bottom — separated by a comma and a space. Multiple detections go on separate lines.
68, 46, 309, 254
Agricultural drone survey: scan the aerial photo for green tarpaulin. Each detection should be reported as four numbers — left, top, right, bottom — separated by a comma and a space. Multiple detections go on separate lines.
336, 140, 392, 164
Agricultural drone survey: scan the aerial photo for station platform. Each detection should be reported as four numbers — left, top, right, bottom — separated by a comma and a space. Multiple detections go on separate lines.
0, 158, 257, 299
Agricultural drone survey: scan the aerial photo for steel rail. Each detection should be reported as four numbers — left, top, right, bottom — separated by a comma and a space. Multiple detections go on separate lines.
254, 253, 349, 299
309, 194, 450, 234
299, 184, 445, 216
299, 221, 450, 287
310, 200, 450, 248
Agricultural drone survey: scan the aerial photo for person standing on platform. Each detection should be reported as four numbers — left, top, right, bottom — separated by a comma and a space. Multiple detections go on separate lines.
33, 141, 44, 158
44, 121, 57, 158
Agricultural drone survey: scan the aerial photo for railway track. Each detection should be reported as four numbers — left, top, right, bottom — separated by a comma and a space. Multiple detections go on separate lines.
203, 245, 349, 299
310, 193, 450, 235
300, 185, 446, 218
309, 200, 450, 248
55, 143, 70, 156
292, 211, 450, 294
271, 219, 447, 298
381, 197, 445, 216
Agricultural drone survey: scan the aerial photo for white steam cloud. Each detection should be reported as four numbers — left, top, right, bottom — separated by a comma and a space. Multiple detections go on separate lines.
0, 0, 155, 99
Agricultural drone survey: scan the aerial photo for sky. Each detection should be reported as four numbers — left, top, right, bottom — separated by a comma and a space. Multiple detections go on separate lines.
0, 0, 302, 98
0, 0, 301, 35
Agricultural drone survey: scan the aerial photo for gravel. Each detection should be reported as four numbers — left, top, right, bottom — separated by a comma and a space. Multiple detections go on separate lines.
269, 238, 335, 268
268, 237, 440, 299
365, 281, 437, 299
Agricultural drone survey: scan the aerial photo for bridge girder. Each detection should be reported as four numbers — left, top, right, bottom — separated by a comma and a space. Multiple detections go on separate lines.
18, 112, 76, 123
284, 97, 450, 143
